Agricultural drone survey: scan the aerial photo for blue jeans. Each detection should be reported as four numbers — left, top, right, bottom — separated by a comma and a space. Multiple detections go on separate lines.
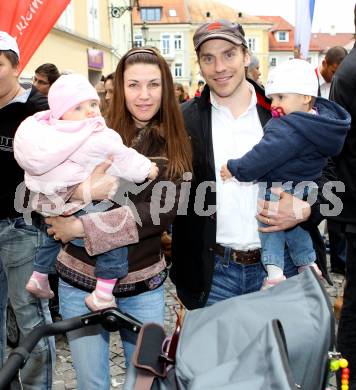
0, 217, 55, 389
258, 183, 316, 271
206, 247, 298, 306
258, 221, 316, 270
35, 234, 128, 279
58, 278, 165, 390
35, 205, 128, 279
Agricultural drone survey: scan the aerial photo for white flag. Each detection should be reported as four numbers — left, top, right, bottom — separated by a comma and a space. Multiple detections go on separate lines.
294, 0, 316, 59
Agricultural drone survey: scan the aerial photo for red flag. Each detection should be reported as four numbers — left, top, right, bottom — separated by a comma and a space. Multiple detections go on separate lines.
0, 0, 71, 72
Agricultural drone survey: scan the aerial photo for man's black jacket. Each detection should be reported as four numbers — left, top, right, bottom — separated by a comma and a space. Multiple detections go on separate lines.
170, 80, 329, 310
329, 42, 356, 225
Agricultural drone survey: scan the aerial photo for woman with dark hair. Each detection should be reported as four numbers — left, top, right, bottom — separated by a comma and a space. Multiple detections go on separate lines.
45, 46, 192, 389
104, 72, 115, 104
174, 82, 187, 103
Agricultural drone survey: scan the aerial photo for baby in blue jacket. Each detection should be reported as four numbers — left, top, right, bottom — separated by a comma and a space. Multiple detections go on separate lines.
221, 59, 350, 289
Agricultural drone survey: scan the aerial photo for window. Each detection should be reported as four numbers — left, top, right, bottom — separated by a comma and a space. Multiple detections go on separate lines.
140, 7, 161, 21
248, 38, 256, 52
174, 34, 182, 50
276, 31, 288, 42
162, 34, 170, 55
270, 58, 277, 66
168, 9, 177, 17
134, 34, 143, 47
175, 63, 183, 77
88, 0, 100, 40
57, 2, 74, 30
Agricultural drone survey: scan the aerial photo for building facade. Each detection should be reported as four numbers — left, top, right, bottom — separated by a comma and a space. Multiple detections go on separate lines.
22, 0, 134, 85
260, 16, 354, 71
133, 0, 271, 93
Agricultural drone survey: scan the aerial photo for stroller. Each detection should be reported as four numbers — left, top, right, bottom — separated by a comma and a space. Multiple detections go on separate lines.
126, 268, 335, 390
0, 269, 336, 389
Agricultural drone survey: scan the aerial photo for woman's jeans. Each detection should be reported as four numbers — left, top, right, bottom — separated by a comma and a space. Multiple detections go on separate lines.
0, 217, 55, 389
59, 279, 165, 390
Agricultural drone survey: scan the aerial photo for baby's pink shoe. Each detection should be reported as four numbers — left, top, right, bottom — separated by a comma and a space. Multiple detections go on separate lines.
85, 291, 117, 311
298, 263, 322, 277
261, 275, 286, 290
26, 276, 54, 299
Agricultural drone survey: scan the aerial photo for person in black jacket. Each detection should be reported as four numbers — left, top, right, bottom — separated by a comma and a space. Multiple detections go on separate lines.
0, 31, 55, 388
171, 20, 331, 310
329, 5, 356, 388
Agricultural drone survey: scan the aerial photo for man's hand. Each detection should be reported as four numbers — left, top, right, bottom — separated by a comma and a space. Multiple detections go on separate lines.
257, 187, 311, 232
71, 157, 119, 202
220, 164, 233, 181
46, 216, 85, 243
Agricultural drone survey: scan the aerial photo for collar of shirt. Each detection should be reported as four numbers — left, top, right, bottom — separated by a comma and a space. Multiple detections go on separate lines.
4, 85, 31, 108
12, 85, 31, 104
210, 82, 257, 118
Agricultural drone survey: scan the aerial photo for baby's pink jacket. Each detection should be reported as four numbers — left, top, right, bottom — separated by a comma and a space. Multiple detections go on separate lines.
14, 110, 151, 195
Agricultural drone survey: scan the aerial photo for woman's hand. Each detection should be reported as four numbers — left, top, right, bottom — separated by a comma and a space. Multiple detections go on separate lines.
45, 216, 85, 243
256, 187, 311, 233
71, 157, 119, 202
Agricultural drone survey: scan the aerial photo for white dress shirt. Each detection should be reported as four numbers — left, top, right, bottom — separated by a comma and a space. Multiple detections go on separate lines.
211, 84, 264, 250
317, 67, 331, 99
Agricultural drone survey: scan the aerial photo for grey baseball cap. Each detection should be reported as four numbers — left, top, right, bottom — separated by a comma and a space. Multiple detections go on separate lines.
193, 20, 248, 51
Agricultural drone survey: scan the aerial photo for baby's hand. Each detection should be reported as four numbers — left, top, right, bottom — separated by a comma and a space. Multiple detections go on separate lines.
148, 162, 159, 180
220, 164, 233, 181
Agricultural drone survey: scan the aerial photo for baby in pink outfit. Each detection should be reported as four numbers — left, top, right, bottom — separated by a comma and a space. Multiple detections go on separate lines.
14, 74, 158, 311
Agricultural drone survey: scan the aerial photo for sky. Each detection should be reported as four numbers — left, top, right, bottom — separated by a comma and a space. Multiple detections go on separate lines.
217, 0, 355, 33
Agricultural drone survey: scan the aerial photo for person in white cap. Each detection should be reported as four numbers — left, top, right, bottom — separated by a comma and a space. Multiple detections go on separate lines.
0, 31, 56, 388
14, 73, 158, 311
220, 59, 351, 288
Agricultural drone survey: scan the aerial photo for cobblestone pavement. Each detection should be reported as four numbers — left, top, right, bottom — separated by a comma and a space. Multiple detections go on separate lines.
52, 269, 345, 390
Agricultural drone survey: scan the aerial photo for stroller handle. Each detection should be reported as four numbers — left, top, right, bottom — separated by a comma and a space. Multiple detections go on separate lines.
0, 307, 142, 389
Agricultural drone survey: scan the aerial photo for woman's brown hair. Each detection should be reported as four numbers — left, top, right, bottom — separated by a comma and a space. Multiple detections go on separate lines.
174, 82, 185, 103
107, 47, 192, 180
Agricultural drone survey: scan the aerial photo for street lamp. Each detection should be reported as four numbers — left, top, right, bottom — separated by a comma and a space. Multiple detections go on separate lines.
141, 21, 149, 45
110, 0, 139, 18
110, 1, 140, 48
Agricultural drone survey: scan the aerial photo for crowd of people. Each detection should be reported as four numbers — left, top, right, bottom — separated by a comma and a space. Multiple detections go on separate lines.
0, 6, 355, 389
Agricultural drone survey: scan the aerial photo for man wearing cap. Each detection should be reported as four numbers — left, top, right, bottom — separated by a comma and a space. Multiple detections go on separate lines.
0, 31, 55, 387
171, 20, 329, 309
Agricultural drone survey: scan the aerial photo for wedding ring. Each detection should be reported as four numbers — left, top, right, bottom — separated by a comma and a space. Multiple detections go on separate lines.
266, 218, 270, 225
54, 235, 59, 241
